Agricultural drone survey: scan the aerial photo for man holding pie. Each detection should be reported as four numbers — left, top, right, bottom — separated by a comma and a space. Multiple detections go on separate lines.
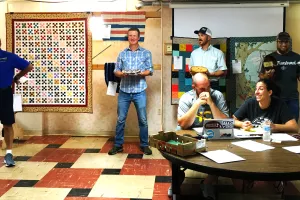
189, 27, 227, 89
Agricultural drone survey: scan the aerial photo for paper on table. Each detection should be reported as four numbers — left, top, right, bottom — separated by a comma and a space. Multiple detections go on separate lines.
271, 133, 298, 141
173, 56, 183, 70
106, 81, 118, 96
232, 60, 242, 74
283, 145, 300, 153
201, 150, 245, 164
13, 94, 22, 112
234, 128, 262, 139
193, 127, 203, 134
232, 140, 275, 152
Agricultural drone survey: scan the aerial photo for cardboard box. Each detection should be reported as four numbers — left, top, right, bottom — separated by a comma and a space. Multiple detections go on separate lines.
149, 131, 206, 157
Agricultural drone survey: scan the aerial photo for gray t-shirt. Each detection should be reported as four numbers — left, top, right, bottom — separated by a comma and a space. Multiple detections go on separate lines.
178, 89, 229, 129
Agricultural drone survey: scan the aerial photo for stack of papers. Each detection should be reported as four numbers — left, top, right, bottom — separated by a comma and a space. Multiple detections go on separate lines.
231, 140, 274, 152
282, 146, 300, 153
271, 133, 298, 141
201, 150, 245, 164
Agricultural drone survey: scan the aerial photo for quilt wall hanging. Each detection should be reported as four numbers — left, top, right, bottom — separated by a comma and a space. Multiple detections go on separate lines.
229, 36, 276, 112
171, 37, 227, 104
101, 11, 146, 42
6, 12, 92, 113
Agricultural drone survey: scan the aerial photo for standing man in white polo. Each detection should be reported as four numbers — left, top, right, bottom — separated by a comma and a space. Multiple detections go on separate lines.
189, 27, 227, 89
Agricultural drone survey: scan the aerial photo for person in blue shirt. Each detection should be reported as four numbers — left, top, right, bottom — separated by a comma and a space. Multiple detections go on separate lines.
108, 28, 153, 155
0, 38, 33, 167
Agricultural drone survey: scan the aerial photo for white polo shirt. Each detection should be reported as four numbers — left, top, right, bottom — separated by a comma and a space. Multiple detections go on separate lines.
189, 45, 227, 73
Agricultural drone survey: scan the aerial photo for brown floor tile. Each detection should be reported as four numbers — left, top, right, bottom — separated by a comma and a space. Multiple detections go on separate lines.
152, 182, 171, 200
120, 159, 171, 176
60, 137, 108, 149
100, 141, 143, 154
35, 168, 102, 188
29, 148, 85, 163
0, 180, 19, 196
25, 135, 71, 144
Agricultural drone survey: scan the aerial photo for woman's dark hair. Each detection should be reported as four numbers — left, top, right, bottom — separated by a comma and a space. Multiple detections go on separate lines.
260, 55, 277, 75
263, 55, 277, 66
257, 78, 281, 97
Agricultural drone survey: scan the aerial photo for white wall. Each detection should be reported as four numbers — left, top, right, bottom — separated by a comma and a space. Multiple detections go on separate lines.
174, 7, 284, 38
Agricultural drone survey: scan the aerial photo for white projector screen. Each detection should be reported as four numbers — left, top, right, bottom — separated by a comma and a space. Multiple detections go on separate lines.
174, 7, 284, 38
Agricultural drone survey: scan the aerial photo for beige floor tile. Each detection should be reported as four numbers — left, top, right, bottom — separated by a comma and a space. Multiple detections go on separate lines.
60, 137, 109, 149
0, 144, 48, 156
0, 161, 57, 180
0, 187, 71, 200
72, 153, 127, 169
143, 147, 165, 159
89, 175, 155, 198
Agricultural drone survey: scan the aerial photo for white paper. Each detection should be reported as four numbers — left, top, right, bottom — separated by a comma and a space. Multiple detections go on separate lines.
13, 94, 22, 112
193, 127, 203, 134
173, 56, 183, 70
92, 25, 111, 40
234, 128, 262, 139
19, 76, 31, 84
101, 25, 111, 39
232, 140, 275, 152
271, 133, 298, 141
106, 81, 118, 96
201, 150, 245, 164
186, 58, 190, 66
232, 60, 242, 74
282, 145, 300, 154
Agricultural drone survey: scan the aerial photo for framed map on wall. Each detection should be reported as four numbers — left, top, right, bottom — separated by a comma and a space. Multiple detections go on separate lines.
229, 37, 277, 111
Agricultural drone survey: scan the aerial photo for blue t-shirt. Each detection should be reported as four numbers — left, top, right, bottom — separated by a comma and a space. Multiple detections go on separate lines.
0, 49, 30, 88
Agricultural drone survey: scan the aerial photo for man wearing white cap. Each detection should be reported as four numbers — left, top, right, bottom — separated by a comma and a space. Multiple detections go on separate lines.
190, 27, 227, 89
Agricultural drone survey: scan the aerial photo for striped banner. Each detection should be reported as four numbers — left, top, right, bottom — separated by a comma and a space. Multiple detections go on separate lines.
101, 11, 146, 42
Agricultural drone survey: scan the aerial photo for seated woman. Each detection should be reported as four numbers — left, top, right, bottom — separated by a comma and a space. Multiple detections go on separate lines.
233, 78, 298, 133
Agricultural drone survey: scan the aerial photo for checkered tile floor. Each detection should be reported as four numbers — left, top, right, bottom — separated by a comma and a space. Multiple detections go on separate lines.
0, 135, 300, 200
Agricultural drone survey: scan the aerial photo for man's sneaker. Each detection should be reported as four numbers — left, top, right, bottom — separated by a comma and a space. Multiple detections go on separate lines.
4, 153, 15, 167
140, 146, 152, 155
108, 146, 123, 155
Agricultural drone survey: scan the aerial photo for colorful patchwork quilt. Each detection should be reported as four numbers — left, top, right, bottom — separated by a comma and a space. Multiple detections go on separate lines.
6, 13, 92, 112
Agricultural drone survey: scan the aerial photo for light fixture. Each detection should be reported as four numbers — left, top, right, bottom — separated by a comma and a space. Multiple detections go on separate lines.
169, 2, 289, 8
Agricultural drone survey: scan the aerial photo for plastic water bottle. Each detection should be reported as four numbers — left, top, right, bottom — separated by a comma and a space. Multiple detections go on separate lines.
262, 118, 271, 142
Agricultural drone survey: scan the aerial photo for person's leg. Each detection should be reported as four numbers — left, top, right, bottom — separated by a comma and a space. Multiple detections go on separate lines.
109, 91, 131, 155
132, 90, 151, 154
0, 87, 15, 167
285, 99, 299, 122
3, 125, 13, 150
201, 175, 218, 200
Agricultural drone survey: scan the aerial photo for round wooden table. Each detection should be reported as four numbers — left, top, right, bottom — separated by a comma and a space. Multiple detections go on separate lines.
161, 138, 300, 197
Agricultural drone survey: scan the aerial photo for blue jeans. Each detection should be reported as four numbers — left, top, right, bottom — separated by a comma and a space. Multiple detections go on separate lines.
115, 90, 148, 147
284, 99, 299, 122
